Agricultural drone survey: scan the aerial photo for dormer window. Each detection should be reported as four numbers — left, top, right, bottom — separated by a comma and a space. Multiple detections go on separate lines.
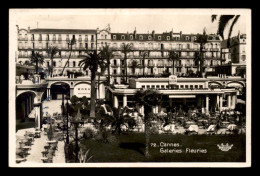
167, 36, 170, 40
194, 36, 197, 41
148, 36, 152, 40
130, 35, 133, 40
139, 35, 143, 40
186, 36, 190, 40
113, 35, 116, 39
158, 36, 161, 40
121, 35, 125, 40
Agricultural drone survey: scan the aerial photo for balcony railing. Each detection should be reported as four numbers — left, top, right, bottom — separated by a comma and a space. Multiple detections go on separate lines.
175, 64, 183, 67
18, 38, 28, 41
18, 54, 29, 58
210, 48, 220, 51
185, 64, 192, 67
111, 64, 120, 67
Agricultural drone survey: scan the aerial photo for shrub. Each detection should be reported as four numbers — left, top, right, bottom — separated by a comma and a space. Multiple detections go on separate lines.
83, 127, 96, 140
94, 130, 117, 144
150, 126, 159, 134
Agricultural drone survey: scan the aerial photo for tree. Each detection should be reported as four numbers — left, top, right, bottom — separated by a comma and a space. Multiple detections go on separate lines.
99, 44, 114, 86
120, 43, 133, 83
134, 89, 162, 158
194, 29, 208, 77
168, 50, 179, 75
60, 36, 76, 76
211, 15, 240, 47
105, 106, 131, 135
78, 51, 106, 118
30, 51, 44, 74
47, 46, 59, 77
130, 59, 139, 75
141, 51, 148, 76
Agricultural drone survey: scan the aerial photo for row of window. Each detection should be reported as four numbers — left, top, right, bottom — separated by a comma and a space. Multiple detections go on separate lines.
110, 42, 220, 50
113, 35, 195, 41
141, 84, 204, 89
18, 42, 95, 50
19, 34, 95, 41
46, 61, 77, 67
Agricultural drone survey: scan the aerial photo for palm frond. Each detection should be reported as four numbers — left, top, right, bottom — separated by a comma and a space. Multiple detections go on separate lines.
217, 15, 235, 40
227, 15, 240, 47
211, 15, 217, 22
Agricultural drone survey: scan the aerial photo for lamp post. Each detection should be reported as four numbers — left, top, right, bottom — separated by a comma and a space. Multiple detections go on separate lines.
71, 108, 84, 163
61, 85, 65, 116
65, 95, 70, 144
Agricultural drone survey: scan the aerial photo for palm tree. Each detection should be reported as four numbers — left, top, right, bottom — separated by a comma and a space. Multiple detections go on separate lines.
107, 106, 131, 135
60, 36, 76, 76
130, 60, 139, 76
120, 43, 133, 83
47, 46, 59, 77
211, 15, 240, 47
78, 51, 106, 118
168, 50, 179, 75
99, 44, 114, 86
30, 51, 44, 74
134, 89, 162, 158
141, 51, 148, 76
194, 29, 208, 77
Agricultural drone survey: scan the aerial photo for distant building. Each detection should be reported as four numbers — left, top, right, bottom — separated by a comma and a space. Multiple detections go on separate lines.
17, 26, 97, 76
215, 33, 246, 77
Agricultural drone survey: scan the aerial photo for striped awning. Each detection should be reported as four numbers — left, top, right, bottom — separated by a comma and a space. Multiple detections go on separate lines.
169, 95, 196, 98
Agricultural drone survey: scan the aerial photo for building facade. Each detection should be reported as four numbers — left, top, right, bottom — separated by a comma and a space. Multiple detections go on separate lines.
96, 26, 222, 84
107, 76, 245, 115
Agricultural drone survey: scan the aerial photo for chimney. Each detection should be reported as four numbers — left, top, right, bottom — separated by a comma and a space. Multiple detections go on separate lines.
16, 25, 19, 33
134, 27, 137, 39
152, 30, 155, 38
28, 26, 30, 33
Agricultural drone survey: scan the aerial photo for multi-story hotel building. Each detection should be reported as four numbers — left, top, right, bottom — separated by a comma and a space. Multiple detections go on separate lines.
17, 25, 223, 85
97, 26, 222, 84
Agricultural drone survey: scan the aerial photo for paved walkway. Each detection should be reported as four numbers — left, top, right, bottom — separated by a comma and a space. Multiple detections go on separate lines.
53, 141, 66, 163
16, 130, 66, 163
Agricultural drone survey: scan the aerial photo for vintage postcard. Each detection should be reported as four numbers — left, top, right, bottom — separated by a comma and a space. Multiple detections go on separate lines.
9, 8, 251, 167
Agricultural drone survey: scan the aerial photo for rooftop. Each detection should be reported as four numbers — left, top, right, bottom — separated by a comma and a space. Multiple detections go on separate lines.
30, 28, 97, 34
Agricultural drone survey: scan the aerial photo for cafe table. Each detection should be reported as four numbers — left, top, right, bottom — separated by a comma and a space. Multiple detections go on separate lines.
42, 151, 49, 157
16, 158, 26, 163
41, 157, 49, 163
46, 140, 58, 146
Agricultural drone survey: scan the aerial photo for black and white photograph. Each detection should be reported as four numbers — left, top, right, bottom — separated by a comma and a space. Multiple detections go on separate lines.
8, 9, 251, 167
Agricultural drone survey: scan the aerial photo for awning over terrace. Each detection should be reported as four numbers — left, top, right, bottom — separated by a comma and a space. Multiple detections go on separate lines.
169, 95, 196, 98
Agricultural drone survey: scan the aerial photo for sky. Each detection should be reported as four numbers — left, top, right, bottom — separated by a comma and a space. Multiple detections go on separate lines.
12, 9, 247, 39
